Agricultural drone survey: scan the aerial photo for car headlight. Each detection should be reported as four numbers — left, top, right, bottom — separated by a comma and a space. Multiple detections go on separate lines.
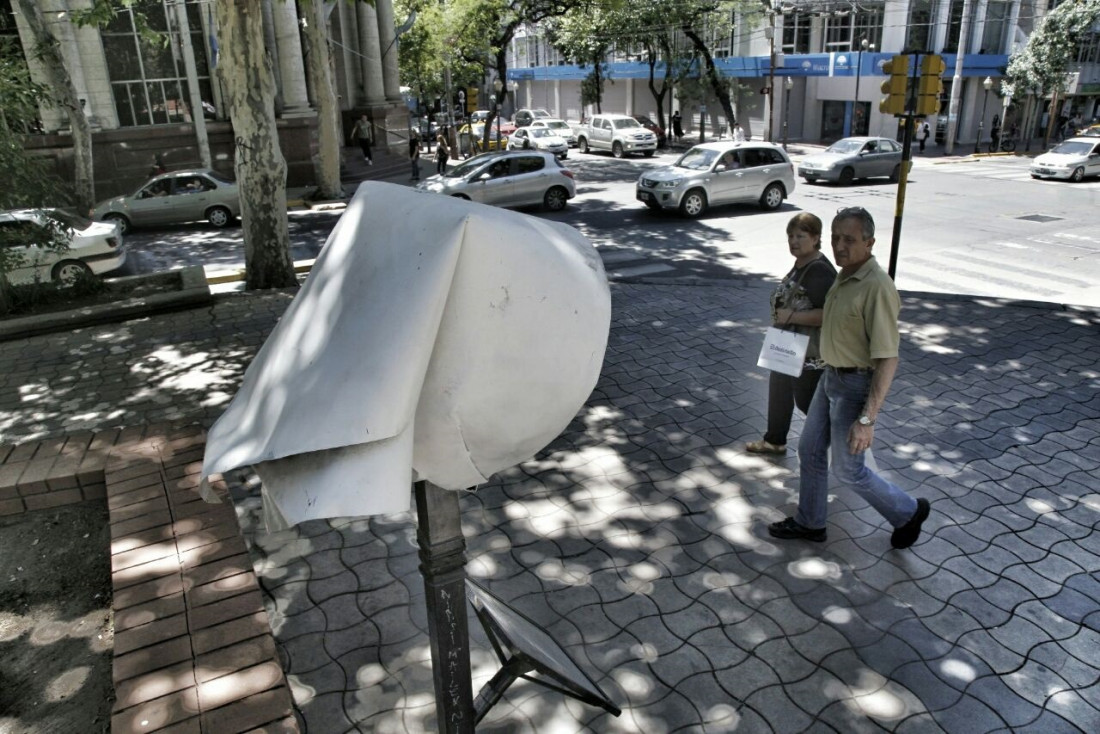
655, 179, 683, 189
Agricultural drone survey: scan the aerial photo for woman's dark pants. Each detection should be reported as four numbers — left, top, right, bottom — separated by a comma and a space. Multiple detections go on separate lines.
763, 367, 824, 446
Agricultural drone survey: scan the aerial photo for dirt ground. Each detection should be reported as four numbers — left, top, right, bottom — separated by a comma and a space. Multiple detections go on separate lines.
0, 503, 113, 734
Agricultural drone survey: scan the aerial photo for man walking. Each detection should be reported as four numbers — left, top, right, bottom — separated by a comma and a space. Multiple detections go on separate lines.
918, 121, 930, 153
409, 129, 421, 181
352, 113, 374, 166
769, 207, 930, 549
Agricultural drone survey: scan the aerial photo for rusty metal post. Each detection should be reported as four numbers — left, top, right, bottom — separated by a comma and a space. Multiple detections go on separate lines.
414, 480, 474, 733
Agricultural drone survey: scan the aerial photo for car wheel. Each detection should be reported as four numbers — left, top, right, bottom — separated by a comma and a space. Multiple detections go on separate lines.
759, 183, 784, 211
543, 186, 568, 212
802, 175, 818, 184
451, 194, 470, 200
1071, 166, 1085, 182
51, 259, 93, 284
1030, 174, 1041, 179
679, 189, 707, 218
643, 200, 661, 211
578, 138, 589, 154
103, 213, 130, 234
207, 206, 233, 228
612, 141, 624, 159
643, 150, 655, 158
890, 164, 901, 183
839, 167, 855, 185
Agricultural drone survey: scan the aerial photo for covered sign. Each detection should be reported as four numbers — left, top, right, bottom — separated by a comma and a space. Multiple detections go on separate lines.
201, 182, 610, 529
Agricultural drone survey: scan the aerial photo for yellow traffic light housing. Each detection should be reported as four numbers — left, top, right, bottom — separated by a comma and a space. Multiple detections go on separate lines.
916, 55, 946, 118
879, 55, 910, 117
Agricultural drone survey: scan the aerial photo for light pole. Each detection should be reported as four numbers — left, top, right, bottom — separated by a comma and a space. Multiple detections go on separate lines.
492, 78, 503, 149
764, 15, 776, 142
852, 38, 872, 136
783, 75, 794, 149
977, 76, 993, 154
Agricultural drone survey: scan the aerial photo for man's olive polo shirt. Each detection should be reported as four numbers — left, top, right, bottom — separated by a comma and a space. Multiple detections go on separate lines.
821, 256, 900, 369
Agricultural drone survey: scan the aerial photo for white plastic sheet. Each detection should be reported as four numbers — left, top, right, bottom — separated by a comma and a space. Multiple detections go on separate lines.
201, 182, 611, 529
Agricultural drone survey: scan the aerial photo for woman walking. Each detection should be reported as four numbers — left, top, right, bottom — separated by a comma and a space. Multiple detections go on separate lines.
436, 128, 450, 174
746, 213, 837, 455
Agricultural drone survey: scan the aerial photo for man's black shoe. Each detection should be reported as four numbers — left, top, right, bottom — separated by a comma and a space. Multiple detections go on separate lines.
768, 517, 826, 542
891, 498, 930, 549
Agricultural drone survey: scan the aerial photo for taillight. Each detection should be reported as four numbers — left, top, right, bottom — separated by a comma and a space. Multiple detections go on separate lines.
561, 170, 575, 180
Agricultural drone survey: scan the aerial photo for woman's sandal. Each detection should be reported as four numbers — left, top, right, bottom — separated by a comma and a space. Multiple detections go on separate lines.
746, 439, 787, 455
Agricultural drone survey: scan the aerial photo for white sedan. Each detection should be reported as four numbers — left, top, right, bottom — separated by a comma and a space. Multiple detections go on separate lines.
0, 209, 126, 284
507, 127, 569, 159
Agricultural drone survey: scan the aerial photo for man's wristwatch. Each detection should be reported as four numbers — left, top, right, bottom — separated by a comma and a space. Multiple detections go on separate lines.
858, 415, 875, 427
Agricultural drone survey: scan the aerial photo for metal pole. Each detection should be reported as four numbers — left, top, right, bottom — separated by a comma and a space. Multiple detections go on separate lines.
853, 45, 863, 136
977, 87, 989, 154
415, 480, 474, 734
767, 15, 776, 142
783, 79, 791, 149
173, 0, 211, 168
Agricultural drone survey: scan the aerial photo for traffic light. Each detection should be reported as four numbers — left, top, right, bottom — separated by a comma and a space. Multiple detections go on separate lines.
879, 55, 910, 117
916, 54, 946, 118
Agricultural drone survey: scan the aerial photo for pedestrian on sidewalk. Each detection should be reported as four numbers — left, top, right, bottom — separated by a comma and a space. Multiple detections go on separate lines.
409, 129, 421, 181
435, 128, 450, 174
769, 206, 930, 549
672, 111, 683, 144
918, 121, 930, 153
747, 213, 837, 456
352, 114, 374, 166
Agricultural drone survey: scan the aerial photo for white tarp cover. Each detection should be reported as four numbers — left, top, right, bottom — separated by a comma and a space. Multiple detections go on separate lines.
201, 182, 610, 529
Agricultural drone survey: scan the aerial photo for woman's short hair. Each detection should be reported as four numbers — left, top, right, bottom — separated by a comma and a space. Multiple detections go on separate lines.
786, 212, 823, 247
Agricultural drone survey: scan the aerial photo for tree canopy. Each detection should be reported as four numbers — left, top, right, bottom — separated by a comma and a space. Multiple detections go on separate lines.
1005, 0, 1100, 98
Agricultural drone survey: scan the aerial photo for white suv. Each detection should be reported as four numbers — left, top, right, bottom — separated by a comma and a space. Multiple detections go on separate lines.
635, 142, 795, 217
529, 118, 578, 147
577, 114, 658, 158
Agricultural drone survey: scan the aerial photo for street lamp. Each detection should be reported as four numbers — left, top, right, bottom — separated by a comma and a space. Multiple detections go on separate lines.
764, 16, 776, 142
977, 76, 993, 154
492, 77, 503, 149
852, 38, 873, 136
783, 76, 794, 149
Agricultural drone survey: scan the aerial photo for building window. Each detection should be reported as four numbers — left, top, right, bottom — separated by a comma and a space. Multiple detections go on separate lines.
943, 0, 966, 53
781, 13, 812, 54
102, 0, 213, 128
907, 0, 934, 52
824, 7, 883, 52
1077, 31, 1100, 64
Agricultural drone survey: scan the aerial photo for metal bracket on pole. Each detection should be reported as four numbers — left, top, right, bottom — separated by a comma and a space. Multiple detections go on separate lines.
415, 480, 475, 734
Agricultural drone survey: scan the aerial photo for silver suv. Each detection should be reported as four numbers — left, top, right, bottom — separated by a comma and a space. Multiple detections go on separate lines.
415, 150, 576, 211
635, 142, 795, 217
578, 114, 658, 158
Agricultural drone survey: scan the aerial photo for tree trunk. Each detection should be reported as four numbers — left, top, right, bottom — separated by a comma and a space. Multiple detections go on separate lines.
681, 27, 737, 133
216, 0, 297, 290
302, 0, 343, 200
15, 0, 94, 213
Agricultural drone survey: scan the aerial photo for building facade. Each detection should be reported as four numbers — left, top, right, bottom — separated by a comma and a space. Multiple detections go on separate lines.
504, 0, 1100, 147
3, 0, 407, 198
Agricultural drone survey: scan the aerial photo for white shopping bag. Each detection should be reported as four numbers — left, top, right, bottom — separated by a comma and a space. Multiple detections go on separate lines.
756, 327, 809, 377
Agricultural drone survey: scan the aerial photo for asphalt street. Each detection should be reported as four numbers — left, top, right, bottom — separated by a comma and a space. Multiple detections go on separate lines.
120, 147, 1100, 309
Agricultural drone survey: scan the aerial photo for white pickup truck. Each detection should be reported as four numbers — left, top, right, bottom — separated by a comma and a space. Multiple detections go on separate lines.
576, 114, 658, 158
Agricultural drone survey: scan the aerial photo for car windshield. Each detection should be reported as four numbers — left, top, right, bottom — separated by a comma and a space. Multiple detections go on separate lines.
546, 121, 569, 131
532, 109, 551, 118
206, 170, 234, 183
675, 148, 720, 170
1050, 141, 1093, 155
447, 154, 496, 178
613, 118, 642, 129
530, 128, 554, 138
825, 140, 864, 154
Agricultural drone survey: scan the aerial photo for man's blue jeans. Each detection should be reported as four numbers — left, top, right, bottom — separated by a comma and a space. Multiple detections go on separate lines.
795, 368, 918, 531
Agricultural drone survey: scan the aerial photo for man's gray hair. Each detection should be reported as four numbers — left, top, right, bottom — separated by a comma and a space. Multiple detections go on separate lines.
834, 206, 875, 240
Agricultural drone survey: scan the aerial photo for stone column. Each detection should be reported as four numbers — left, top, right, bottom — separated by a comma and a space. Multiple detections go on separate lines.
357, 1, 386, 105
270, 0, 311, 113
376, 0, 402, 101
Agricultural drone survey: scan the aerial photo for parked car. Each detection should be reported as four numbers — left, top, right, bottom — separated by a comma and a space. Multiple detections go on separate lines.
1029, 137, 1100, 182
415, 150, 576, 211
469, 110, 491, 124
459, 122, 508, 152
633, 114, 667, 147
577, 114, 658, 158
635, 141, 795, 218
507, 127, 569, 158
90, 169, 240, 233
798, 137, 906, 184
1077, 123, 1100, 138
0, 208, 126, 284
512, 108, 553, 128
528, 118, 578, 147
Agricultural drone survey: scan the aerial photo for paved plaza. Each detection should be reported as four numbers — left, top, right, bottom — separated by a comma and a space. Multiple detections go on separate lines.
1, 272, 1098, 732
